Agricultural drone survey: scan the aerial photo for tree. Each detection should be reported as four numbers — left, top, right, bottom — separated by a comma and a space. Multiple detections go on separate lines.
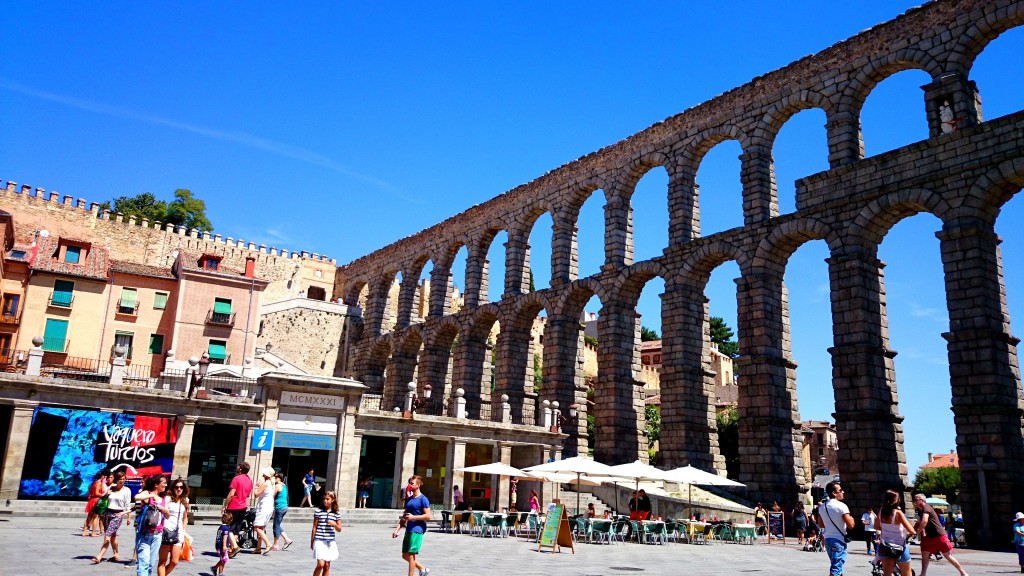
716, 406, 740, 479
709, 316, 739, 357
645, 404, 660, 449
913, 466, 961, 504
640, 326, 660, 341
100, 189, 214, 231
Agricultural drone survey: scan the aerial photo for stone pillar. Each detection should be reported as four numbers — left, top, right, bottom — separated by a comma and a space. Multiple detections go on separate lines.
0, 401, 38, 499
658, 283, 723, 471
444, 439, 467, 507
541, 314, 589, 456
428, 263, 454, 318
504, 229, 531, 296
493, 325, 532, 423
594, 303, 645, 464
668, 166, 699, 245
937, 219, 1024, 548
25, 338, 43, 376
824, 110, 863, 169
363, 278, 391, 336
172, 415, 199, 479
418, 341, 454, 414
604, 194, 630, 268
384, 345, 419, 411
463, 244, 487, 308
922, 72, 982, 138
827, 250, 907, 515
452, 333, 492, 419
492, 443, 512, 510
332, 403, 360, 508
395, 273, 418, 329
734, 270, 805, 504
738, 145, 778, 225
394, 434, 419, 508
550, 218, 577, 286
109, 346, 128, 386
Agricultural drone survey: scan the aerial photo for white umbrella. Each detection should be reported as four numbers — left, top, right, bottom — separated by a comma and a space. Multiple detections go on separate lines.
457, 463, 535, 477
664, 465, 745, 516
607, 460, 673, 517
526, 456, 615, 514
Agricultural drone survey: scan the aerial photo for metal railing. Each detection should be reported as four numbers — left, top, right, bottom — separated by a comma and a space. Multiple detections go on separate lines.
463, 398, 493, 421
48, 292, 74, 308
156, 369, 261, 401
206, 310, 235, 327
0, 311, 21, 325
116, 301, 139, 316
516, 402, 538, 426
41, 337, 70, 353
359, 393, 385, 413
0, 349, 27, 373
40, 355, 108, 383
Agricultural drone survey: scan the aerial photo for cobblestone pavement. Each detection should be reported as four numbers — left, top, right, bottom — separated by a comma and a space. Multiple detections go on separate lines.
1, 517, 1020, 576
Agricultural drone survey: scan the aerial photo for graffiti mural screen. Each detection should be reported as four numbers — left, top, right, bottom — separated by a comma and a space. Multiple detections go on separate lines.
19, 407, 178, 498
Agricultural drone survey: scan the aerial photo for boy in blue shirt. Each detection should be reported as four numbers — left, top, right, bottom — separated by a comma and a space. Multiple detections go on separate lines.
392, 475, 431, 576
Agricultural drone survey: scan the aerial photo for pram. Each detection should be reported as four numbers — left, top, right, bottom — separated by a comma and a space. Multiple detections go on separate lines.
236, 509, 258, 550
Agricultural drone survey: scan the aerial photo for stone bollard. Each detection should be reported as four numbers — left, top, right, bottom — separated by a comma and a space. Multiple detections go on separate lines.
109, 346, 128, 386
501, 394, 511, 424
454, 388, 466, 419
25, 336, 44, 376
542, 399, 551, 429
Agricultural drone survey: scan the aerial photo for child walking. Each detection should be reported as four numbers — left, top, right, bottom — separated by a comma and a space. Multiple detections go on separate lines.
311, 491, 342, 576
392, 475, 431, 576
212, 511, 233, 576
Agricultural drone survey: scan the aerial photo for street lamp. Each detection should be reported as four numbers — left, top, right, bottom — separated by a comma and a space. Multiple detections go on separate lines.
404, 381, 433, 417
187, 352, 211, 399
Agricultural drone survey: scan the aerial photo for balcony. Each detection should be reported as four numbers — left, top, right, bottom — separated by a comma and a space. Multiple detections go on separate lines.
206, 310, 235, 327
41, 337, 70, 353
0, 312, 20, 326
116, 302, 139, 316
48, 292, 74, 308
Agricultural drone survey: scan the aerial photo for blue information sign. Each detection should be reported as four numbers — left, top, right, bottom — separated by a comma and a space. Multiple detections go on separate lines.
274, 432, 336, 450
250, 429, 275, 451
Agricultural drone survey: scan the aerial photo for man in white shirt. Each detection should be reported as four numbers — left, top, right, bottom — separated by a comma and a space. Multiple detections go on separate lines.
817, 482, 855, 576
861, 507, 877, 555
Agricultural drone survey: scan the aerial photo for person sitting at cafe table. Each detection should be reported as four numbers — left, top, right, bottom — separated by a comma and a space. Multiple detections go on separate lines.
587, 503, 596, 519
628, 491, 639, 519
636, 490, 652, 521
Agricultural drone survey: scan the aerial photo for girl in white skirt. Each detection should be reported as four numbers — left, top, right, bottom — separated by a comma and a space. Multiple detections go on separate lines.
310, 491, 342, 576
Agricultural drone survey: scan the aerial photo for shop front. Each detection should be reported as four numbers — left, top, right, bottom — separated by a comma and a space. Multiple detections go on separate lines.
271, 411, 336, 507
357, 435, 397, 508
185, 422, 243, 503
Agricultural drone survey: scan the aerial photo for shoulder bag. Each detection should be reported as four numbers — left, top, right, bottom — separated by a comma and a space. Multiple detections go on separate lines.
823, 503, 852, 543
879, 513, 905, 559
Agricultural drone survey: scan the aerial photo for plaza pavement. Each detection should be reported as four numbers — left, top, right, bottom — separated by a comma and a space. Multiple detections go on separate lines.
1, 516, 1020, 576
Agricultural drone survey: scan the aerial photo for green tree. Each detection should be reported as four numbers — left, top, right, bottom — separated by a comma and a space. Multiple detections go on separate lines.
101, 189, 214, 231
912, 466, 961, 503
533, 354, 543, 393
583, 334, 598, 348
640, 326, 660, 341
645, 404, 661, 464
166, 189, 212, 231
710, 316, 739, 357
716, 406, 740, 479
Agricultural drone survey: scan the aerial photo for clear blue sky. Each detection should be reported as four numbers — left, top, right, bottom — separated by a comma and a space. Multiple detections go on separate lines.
3, 1, 1023, 478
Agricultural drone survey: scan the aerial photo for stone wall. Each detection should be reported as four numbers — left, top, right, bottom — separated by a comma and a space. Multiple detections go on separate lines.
256, 298, 355, 377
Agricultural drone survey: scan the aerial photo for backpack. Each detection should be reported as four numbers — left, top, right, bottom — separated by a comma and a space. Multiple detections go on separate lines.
139, 499, 163, 534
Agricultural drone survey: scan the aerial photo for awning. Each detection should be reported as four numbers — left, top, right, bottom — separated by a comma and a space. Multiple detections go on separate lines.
208, 341, 227, 360
213, 299, 232, 314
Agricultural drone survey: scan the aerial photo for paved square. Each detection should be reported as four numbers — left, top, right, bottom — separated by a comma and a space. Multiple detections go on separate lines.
1, 517, 1019, 575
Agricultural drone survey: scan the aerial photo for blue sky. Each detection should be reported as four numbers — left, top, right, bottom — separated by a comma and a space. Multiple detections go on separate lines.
3, 1, 1023, 477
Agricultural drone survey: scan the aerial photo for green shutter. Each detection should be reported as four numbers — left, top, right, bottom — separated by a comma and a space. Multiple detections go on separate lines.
153, 292, 168, 310
43, 319, 69, 352
208, 340, 227, 360
148, 334, 164, 355
119, 288, 137, 308
52, 280, 74, 306
213, 299, 232, 314
64, 246, 81, 264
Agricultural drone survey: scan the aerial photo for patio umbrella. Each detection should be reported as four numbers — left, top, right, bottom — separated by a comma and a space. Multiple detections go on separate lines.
607, 460, 673, 517
526, 456, 615, 514
925, 497, 949, 507
457, 463, 535, 510
664, 465, 745, 516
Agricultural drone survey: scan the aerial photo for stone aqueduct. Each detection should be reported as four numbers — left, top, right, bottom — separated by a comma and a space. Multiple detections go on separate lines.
334, 0, 1024, 544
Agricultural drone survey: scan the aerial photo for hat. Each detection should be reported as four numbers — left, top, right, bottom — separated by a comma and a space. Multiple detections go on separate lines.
261, 466, 276, 478
1015, 512, 1024, 521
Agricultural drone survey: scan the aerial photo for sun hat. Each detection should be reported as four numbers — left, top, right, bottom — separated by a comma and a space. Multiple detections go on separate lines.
1014, 512, 1024, 521
261, 466, 276, 478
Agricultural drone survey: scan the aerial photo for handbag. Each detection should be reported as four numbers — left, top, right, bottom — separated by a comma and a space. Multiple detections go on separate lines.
880, 540, 904, 559
93, 495, 109, 516
180, 533, 194, 562
162, 526, 180, 544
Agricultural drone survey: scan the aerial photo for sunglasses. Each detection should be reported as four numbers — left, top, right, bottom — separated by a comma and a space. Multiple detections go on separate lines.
173, 485, 185, 490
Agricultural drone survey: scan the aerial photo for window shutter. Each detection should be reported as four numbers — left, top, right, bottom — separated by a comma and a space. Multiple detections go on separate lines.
119, 289, 137, 308
208, 341, 227, 360
153, 292, 168, 310
213, 299, 232, 314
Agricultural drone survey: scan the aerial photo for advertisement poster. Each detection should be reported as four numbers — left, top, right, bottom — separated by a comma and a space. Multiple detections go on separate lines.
19, 407, 178, 498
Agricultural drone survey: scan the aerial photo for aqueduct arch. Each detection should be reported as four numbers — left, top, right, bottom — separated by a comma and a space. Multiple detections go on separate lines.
335, 0, 1024, 547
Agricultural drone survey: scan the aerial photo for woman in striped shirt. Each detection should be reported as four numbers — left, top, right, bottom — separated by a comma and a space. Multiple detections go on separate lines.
310, 491, 342, 576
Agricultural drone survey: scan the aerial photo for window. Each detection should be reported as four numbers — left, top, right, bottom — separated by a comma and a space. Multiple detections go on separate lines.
148, 334, 164, 355
1, 294, 19, 321
816, 433, 823, 444
208, 340, 227, 364
200, 255, 221, 270
114, 331, 134, 359
654, 355, 661, 364
64, 246, 81, 264
9, 249, 25, 259
153, 292, 168, 310
43, 318, 69, 352
0, 334, 11, 356
818, 447, 824, 457
307, 286, 327, 301
210, 297, 232, 324
50, 279, 74, 307
118, 288, 137, 314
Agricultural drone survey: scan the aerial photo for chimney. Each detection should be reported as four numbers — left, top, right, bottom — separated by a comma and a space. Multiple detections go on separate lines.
927, 452, 933, 462
244, 256, 256, 278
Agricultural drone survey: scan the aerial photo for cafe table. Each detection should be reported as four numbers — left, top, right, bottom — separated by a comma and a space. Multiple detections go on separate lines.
679, 520, 708, 543
732, 523, 756, 544
641, 520, 667, 544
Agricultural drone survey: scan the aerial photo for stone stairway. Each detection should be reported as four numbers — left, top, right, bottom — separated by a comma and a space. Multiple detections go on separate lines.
556, 488, 613, 516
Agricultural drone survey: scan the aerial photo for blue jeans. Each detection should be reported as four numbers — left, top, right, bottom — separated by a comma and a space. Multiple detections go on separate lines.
136, 531, 162, 576
825, 537, 848, 576
273, 508, 287, 539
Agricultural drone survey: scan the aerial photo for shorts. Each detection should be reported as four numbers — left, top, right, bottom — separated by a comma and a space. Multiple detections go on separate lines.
358, 491, 369, 499
920, 534, 953, 555
313, 539, 339, 561
879, 541, 912, 564
402, 531, 423, 554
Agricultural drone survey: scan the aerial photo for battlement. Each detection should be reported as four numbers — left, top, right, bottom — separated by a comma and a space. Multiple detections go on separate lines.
1, 180, 336, 264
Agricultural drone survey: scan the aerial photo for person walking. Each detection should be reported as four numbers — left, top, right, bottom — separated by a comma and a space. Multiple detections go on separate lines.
311, 491, 342, 576
133, 474, 170, 576
358, 477, 371, 509
874, 489, 916, 576
212, 511, 233, 576
862, 506, 878, 555
92, 470, 133, 564
221, 462, 253, 557
81, 469, 110, 537
1012, 512, 1024, 574
156, 477, 189, 576
913, 493, 969, 576
301, 468, 316, 508
392, 475, 431, 576
252, 466, 276, 555
452, 484, 464, 510
528, 490, 539, 513
817, 481, 855, 576
793, 503, 809, 546
271, 473, 294, 551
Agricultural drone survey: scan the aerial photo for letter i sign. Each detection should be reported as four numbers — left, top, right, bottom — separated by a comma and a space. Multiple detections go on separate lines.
250, 429, 274, 451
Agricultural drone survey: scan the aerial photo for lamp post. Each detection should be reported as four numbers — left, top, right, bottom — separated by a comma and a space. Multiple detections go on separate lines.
187, 352, 211, 399
403, 381, 432, 418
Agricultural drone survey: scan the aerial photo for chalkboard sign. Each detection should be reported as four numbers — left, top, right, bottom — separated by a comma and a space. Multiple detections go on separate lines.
767, 511, 785, 543
537, 504, 574, 554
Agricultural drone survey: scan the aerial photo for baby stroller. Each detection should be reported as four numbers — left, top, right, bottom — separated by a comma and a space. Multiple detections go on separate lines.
803, 535, 824, 552
870, 556, 917, 576
236, 509, 258, 550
